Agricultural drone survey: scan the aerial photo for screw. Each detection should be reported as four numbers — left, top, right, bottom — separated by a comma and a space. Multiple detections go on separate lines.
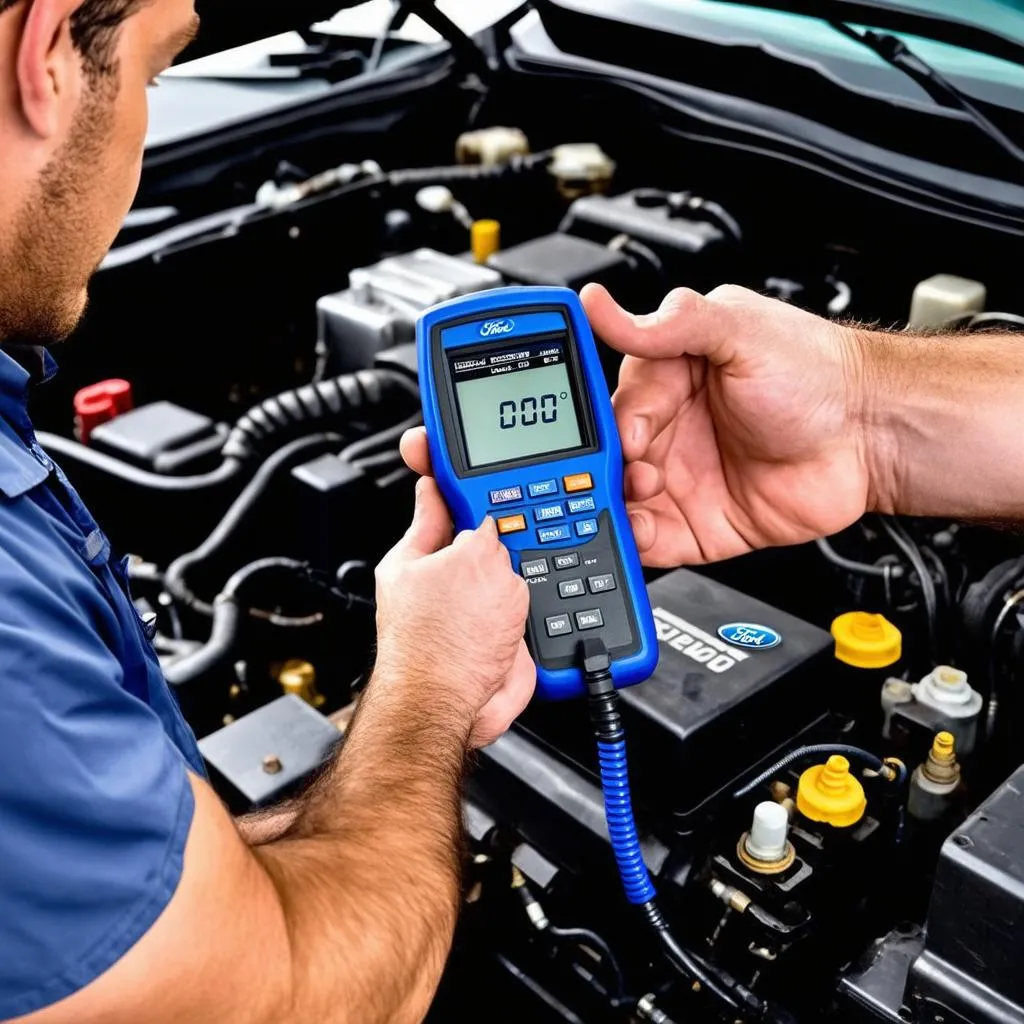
262, 754, 283, 775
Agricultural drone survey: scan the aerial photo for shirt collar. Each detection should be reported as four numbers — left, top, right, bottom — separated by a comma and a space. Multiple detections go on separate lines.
0, 345, 57, 407
0, 346, 58, 499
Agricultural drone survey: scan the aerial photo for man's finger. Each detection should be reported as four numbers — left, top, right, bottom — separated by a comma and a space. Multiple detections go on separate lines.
397, 477, 454, 557
612, 358, 692, 462
625, 460, 664, 503
581, 282, 733, 362
399, 427, 433, 477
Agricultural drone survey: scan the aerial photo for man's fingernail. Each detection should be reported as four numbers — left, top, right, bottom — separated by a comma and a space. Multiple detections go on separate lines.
631, 416, 651, 450
629, 511, 649, 546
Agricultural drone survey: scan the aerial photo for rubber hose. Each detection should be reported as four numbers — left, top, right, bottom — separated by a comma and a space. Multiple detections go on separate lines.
221, 369, 418, 461
163, 599, 241, 688
163, 557, 305, 688
164, 433, 341, 615
36, 432, 242, 492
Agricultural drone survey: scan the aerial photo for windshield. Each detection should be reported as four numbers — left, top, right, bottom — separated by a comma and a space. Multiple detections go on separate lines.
605, 0, 1024, 92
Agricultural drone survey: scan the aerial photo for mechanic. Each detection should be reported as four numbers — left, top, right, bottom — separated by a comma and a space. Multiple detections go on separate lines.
0, 2, 534, 1023
3, 5, 1021, 1024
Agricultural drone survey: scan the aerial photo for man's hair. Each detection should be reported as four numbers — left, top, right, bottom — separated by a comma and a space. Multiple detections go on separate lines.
0, 0, 142, 78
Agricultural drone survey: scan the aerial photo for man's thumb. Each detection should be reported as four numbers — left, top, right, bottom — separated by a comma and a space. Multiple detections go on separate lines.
581, 282, 724, 360
400, 477, 454, 556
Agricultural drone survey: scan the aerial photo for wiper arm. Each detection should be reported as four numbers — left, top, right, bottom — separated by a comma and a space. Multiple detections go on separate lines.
830, 20, 1024, 168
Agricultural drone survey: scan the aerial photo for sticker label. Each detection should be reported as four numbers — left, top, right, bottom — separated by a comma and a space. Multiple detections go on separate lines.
717, 622, 782, 650
652, 606, 746, 674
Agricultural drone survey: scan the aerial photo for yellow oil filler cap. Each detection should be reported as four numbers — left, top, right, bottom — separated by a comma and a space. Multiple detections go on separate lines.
471, 219, 501, 264
797, 755, 867, 828
831, 611, 902, 669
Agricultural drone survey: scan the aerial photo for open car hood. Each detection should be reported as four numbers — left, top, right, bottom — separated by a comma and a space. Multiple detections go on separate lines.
185, 0, 370, 60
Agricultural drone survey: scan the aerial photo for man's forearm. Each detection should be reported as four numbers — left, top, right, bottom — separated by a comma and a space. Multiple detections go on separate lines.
251, 669, 470, 1024
859, 329, 1024, 520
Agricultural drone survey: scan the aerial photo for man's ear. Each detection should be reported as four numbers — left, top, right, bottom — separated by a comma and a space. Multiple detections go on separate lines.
16, 0, 84, 139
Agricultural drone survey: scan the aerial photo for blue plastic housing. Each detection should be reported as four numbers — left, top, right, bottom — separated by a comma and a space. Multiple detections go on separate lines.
416, 285, 658, 699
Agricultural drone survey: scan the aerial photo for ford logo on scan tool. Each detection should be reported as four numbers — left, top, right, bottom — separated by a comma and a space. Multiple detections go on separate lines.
717, 622, 782, 650
480, 318, 515, 337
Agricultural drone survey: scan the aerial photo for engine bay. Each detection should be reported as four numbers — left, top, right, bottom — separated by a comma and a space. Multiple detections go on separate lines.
32, 7, 1024, 1021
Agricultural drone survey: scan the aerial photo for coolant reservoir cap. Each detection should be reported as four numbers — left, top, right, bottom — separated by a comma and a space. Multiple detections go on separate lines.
797, 755, 867, 828
831, 611, 902, 669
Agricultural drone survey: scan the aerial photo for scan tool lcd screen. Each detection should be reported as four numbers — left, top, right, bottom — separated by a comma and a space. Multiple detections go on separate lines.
449, 337, 586, 468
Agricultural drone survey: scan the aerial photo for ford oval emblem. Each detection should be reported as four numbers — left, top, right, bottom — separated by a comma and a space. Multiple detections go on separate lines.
480, 318, 515, 337
717, 622, 782, 650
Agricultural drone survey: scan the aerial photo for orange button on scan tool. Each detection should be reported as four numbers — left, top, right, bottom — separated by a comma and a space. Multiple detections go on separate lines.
563, 472, 594, 493
497, 514, 527, 535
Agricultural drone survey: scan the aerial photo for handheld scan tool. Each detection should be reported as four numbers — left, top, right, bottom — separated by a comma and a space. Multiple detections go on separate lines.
417, 286, 658, 699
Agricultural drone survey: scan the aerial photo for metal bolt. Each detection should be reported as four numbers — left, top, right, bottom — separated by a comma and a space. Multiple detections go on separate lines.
262, 754, 283, 775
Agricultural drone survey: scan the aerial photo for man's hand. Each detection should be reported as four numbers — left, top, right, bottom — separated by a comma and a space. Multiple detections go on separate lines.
374, 476, 534, 748
579, 283, 874, 566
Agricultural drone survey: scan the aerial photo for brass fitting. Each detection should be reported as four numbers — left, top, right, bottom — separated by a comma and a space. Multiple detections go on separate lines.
709, 878, 752, 913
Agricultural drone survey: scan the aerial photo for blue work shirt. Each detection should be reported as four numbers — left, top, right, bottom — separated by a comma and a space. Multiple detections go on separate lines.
0, 347, 202, 1018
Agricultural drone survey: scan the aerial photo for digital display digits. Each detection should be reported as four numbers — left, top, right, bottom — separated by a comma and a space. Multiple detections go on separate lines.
449, 336, 585, 468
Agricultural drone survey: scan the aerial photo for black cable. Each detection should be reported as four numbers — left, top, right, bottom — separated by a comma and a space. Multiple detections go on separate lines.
163, 557, 306, 688
679, 195, 744, 244
547, 926, 626, 1001
879, 517, 938, 659
732, 743, 905, 799
816, 536, 903, 580
36, 432, 243, 492
986, 588, 1024, 740
339, 410, 422, 465
164, 434, 341, 616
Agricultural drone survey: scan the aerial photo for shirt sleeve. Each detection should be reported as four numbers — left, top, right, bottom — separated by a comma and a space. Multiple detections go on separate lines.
0, 533, 195, 1019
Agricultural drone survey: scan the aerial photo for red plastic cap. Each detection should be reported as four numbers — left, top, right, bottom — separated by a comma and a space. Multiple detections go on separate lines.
73, 379, 134, 444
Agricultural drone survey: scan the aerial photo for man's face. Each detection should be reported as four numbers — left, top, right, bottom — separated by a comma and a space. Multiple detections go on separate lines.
1, 0, 199, 343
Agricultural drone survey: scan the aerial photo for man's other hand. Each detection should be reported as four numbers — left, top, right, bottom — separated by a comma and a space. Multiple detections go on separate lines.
580, 283, 874, 567
374, 477, 534, 748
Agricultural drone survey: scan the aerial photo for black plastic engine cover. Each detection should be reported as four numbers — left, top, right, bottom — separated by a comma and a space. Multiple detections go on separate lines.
520, 567, 834, 823
907, 764, 1024, 1023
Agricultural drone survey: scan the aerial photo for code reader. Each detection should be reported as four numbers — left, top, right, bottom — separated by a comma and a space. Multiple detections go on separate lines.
416, 285, 658, 699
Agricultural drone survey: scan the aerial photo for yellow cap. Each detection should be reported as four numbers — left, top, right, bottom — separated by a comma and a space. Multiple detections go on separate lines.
797, 755, 867, 828
831, 612, 902, 669
471, 219, 501, 264
931, 731, 956, 764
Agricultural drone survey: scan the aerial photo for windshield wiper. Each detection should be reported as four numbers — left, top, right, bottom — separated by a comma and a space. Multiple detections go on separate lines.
829, 20, 1024, 169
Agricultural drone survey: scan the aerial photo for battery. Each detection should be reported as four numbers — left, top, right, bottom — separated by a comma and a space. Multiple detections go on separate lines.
520, 567, 834, 821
